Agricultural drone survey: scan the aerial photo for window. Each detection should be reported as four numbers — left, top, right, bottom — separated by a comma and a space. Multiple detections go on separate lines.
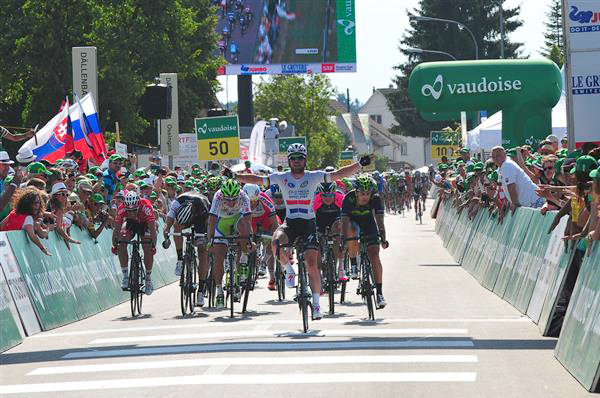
401, 143, 408, 156
370, 114, 382, 124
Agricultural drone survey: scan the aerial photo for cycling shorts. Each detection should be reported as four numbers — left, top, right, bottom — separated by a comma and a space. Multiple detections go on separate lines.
349, 220, 380, 247
276, 218, 318, 250
120, 220, 150, 241
214, 215, 241, 245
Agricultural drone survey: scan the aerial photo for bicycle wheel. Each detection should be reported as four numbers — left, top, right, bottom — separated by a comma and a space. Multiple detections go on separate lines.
340, 254, 348, 303
189, 252, 197, 314
207, 255, 216, 308
129, 261, 139, 317
180, 255, 188, 316
137, 265, 145, 316
362, 260, 375, 320
242, 252, 256, 313
299, 263, 309, 333
229, 258, 235, 318
276, 261, 285, 302
326, 252, 335, 315
418, 201, 423, 224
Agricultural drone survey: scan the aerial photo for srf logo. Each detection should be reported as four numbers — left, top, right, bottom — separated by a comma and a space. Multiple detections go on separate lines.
421, 74, 444, 100
322, 64, 335, 73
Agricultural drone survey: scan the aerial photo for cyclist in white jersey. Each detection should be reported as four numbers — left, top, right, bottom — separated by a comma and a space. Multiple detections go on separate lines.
229, 143, 372, 320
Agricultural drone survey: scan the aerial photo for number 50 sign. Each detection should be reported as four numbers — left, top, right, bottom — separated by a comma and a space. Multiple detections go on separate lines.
195, 115, 240, 161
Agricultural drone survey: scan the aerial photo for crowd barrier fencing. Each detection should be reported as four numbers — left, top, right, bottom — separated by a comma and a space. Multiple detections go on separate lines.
0, 220, 178, 353
434, 198, 600, 392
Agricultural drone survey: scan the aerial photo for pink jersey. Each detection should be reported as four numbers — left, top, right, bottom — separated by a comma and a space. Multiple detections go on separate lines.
313, 191, 344, 212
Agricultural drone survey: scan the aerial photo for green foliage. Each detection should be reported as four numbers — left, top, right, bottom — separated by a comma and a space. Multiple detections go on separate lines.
335, 93, 363, 114
387, 0, 523, 138
374, 154, 390, 172
548, 44, 564, 68
0, 0, 221, 147
254, 75, 345, 169
541, 0, 563, 56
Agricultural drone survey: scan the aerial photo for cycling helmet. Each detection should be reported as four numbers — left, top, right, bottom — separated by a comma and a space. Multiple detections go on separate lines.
414, 170, 421, 177
287, 143, 307, 159
355, 175, 374, 192
206, 176, 222, 192
242, 183, 261, 200
221, 178, 240, 198
175, 202, 193, 225
324, 166, 335, 173
58, 159, 78, 171
124, 191, 139, 209
316, 182, 337, 194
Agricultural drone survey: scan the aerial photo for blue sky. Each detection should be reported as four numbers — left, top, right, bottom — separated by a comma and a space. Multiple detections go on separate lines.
216, 0, 555, 105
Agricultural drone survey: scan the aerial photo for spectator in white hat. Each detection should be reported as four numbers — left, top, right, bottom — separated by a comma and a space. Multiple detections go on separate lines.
48, 182, 80, 247
16, 148, 37, 165
546, 134, 559, 152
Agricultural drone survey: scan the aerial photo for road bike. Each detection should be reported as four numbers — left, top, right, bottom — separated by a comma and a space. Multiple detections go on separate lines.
167, 230, 207, 316
319, 228, 341, 315
118, 237, 151, 317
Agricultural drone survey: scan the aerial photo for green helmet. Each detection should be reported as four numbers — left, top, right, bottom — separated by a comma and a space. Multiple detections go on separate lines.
206, 176, 222, 192
355, 175, 373, 192
221, 178, 240, 198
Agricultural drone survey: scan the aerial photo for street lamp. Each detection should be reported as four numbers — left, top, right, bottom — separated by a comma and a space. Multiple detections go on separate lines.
410, 15, 479, 60
404, 47, 457, 61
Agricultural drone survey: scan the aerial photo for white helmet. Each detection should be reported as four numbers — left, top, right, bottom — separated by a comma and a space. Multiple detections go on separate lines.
287, 143, 307, 159
242, 184, 261, 200
124, 190, 139, 209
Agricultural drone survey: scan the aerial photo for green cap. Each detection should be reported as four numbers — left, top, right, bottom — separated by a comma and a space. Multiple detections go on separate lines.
150, 191, 158, 199
176, 185, 182, 193
473, 162, 484, 171
90, 193, 105, 204
459, 148, 470, 154
192, 163, 200, 169
139, 181, 151, 189
85, 173, 98, 182
88, 166, 101, 174
27, 162, 53, 175
589, 167, 600, 180
571, 155, 597, 174
487, 171, 498, 183
438, 163, 449, 171
554, 158, 565, 174
184, 181, 194, 188
4, 175, 13, 184
109, 154, 124, 162
567, 150, 582, 159
466, 164, 475, 173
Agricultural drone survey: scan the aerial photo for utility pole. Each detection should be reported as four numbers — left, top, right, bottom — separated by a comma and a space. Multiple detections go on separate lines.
499, 1, 505, 58
346, 88, 351, 113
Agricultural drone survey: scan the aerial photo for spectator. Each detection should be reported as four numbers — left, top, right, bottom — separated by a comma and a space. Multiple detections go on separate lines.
47, 182, 80, 247
26, 178, 46, 191
0, 187, 51, 255
491, 146, 544, 210
546, 135, 559, 152
561, 137, 568, 150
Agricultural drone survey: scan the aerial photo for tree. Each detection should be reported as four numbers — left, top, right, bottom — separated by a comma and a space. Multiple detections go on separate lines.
548, 44, 564, 68
541, 0, 563, 56
0, 0, 221, 148
254, 75, 345, 169
387, 0, 523, 138
335, 92, 363, 114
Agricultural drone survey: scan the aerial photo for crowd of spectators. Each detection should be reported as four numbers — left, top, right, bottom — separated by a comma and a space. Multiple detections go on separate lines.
431, 135, 600, 256
0, 147, 225, 256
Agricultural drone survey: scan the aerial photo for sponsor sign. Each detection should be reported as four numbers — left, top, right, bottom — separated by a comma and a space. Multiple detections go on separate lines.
566, 1, 600, 49
115, 142, 127, 158
322, 63, 335, 73
72, 47, 98, 106
240, 65, 268, 75
195, 115, 240, 161
171, 133, 199, 167
159, 73, 179, 155
278, 137, 306, 153
431, 131, 459, 159
282, 64, 308, 74
339, 150, 354, 166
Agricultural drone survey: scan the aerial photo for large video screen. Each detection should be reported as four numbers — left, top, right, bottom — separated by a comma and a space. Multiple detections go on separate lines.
214, 0, 356, 75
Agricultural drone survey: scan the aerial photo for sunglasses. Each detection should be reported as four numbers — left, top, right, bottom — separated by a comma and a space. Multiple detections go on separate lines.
288, 155, 306, 161
321, 193, 335, 198
224, 196, 239, 202
55, 192, 68, 197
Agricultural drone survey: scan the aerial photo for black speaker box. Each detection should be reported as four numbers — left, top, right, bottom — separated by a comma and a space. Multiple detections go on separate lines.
141, 84, 172, 119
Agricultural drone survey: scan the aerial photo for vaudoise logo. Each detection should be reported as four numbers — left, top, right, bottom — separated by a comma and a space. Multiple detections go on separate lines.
421, 74, 523, 100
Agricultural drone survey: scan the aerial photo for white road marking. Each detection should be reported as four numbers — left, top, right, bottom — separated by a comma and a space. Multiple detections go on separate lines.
28, 355, 479, 375
2, 372, 478, 394
88, 328, 469, 345
32, 317, 529, 338
63, 340, 475, 359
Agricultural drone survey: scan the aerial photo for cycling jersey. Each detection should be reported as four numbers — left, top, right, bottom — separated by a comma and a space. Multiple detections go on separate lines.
209, 190, 252, 219
168, 191, 211, 232
268, 171, 330, 220
314, 192, 343, 233
341, 190, 384, 246
115, 198, 156, 225
251, 192, 278, 232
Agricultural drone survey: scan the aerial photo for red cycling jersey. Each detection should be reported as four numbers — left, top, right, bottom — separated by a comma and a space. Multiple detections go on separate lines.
115, 198, 156, 225
251, 192, 279, 233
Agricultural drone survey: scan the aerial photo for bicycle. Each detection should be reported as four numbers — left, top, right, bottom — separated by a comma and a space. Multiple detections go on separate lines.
344, 235, 384, 320
319, 228, 340, 315
415, 194, 423, 224
273, 242, 287, 302
117, 238, 151, 317
214, 236, 250, 318
277, 237, 312, 332
167, 230, 207, 316
241, 234, 272, 313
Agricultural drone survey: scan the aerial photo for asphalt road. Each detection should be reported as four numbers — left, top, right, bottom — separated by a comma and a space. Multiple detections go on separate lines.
0, 200, 593, 397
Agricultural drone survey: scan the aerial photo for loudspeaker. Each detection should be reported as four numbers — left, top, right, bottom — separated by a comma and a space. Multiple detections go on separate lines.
140, 84, 172, 119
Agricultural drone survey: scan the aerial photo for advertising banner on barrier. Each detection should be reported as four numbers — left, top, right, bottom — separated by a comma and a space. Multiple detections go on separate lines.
555, 245, 600, 392
527, 215, 569, 323
0, 233, 41, 336
0, 269, 23, 352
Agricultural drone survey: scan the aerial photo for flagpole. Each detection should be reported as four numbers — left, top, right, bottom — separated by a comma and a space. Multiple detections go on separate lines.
116, 122, 120, 143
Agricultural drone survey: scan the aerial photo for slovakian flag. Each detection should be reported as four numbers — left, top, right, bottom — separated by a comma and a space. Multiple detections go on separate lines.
70, 94, 104, 164
19, 102, 70, 163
